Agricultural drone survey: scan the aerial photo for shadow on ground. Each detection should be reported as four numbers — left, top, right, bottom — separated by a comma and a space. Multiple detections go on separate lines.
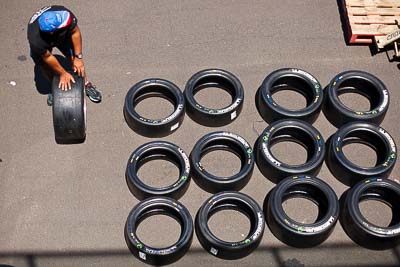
33, 54, 72, 95
0, 243, 399, 267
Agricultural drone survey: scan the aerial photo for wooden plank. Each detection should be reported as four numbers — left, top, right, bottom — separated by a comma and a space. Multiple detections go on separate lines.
349, 15, 400, 24
347, 7, 400, 15
346, 0, 400, 8
351, 36, 374, 44
350, 23, 399, 34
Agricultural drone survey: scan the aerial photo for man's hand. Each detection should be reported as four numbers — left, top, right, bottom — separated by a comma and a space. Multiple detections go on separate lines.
73, 57, 86, 78
59, 72, 76, 90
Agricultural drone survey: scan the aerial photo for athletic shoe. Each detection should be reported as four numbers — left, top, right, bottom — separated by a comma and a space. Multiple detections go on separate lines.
47, 93, 53, 106
85, 82, 102, 103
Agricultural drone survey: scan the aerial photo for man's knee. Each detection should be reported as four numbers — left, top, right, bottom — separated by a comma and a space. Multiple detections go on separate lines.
35, 64, 54, 82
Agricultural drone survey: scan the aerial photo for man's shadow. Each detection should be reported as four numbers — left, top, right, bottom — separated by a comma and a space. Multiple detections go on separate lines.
34, 54, 73, 95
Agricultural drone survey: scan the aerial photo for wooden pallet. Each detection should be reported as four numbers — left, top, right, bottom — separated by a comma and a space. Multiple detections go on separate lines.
343, 0, 400, 44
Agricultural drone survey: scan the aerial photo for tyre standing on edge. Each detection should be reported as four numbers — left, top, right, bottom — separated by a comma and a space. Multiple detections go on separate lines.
52, 73, 86, 143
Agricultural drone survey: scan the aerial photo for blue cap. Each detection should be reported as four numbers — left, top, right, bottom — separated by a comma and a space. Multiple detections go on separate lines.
38, 11, 71, 32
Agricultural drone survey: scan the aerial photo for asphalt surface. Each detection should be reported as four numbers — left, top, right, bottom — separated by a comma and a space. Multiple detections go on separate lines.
1, 0, 400, 266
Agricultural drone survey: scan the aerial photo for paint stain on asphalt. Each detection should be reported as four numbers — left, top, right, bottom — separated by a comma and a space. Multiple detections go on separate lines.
17, 55, 27, 61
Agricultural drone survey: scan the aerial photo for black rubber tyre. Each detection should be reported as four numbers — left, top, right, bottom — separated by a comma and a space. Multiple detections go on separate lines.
255, 119, 325, 184
125, 197, 193, 266
256, 68, 323, 124
264, 175, 339, 248
52, 73, 86, 144
126, 141, 191, 200
326, 122, 397, 187
323, 70, 389, 128
123, 79, 185, 138
195, 191, 265, 260
184, 69, 244, 127
340, 178, 400, 250
190, 131, 254, 193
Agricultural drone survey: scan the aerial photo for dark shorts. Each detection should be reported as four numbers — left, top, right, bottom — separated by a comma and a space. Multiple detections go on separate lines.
30, 37, 74, 66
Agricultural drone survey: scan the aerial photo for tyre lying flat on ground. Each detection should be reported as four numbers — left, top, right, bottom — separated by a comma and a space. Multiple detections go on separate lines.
255, 119, 325, 184
190, 131, 254, 193
340, 178, 400, 250
256, 68, 323, 124
184, 69, 244, 127
52, 73, 86, 144
326, 122, 397, 187
195, 191, 265, 260
124, 79, 185, 138
264, 175, 339, 248
323, 70, 389, 128
126, 141, 191, 200
125, 197, 193, 266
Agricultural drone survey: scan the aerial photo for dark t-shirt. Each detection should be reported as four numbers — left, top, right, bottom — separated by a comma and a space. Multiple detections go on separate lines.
27, 5, 78, 55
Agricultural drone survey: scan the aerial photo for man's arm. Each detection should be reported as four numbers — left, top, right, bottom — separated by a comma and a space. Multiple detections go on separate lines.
42, 50, 75, 90
70, 26, 86, 78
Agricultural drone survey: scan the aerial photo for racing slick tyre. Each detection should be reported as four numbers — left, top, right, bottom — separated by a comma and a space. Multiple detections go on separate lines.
184, 69, 244, 127
256, 68, 323, 124
323, 70, 389, 128
340, 178, 400, 250
255, 119, 325, 184
326, 122, 397, 187
190, 131, 254, 193
124, 79, 185, 138
52, 73, 86, 144
126, 141, 191, 200
195, 191, 265, 260
125, 197, 193, 265
264, 175, 339, 248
